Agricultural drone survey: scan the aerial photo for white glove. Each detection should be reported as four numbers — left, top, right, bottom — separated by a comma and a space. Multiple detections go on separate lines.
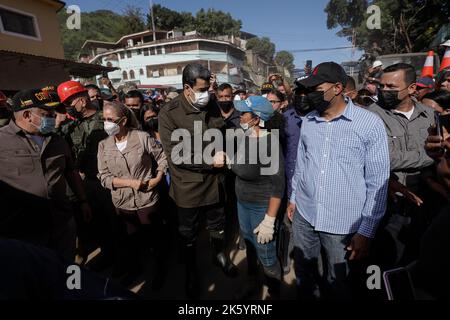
253, 214, 276, 244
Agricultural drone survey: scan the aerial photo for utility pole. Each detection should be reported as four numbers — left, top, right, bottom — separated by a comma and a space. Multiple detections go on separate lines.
149, 0, 156, 41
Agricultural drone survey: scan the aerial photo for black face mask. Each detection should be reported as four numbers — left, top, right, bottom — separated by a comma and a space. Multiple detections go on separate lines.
131, 108, 141, 120
306, 86, 335, 113
145, 118, 158, 132
67, 107, 83, 120
377, 90, 402, 110
293, 95, 312, 114
217, 100, 234, 113
91, 98, 103, 110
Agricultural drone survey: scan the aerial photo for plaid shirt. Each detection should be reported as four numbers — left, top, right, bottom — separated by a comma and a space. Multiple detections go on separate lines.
290, 99, 390, 238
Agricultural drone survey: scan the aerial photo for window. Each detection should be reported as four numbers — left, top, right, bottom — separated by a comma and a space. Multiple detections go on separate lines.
137, 49, 142, 55
130, 70, 135, 80
143, 48, 149, 56
122, 71, 128, 80
0, 5, 40, 40
158, 68, 164, 77
150, 48, 155, 56
156, 47, 163, 55
139, 69, 144, 76
177, 66, 183, 75
119, 52, 125, 60
126, 51, 132, 58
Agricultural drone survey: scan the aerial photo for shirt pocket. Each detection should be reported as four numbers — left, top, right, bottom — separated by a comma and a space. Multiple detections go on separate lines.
1, 149, 36, 175
419, 128, 430, 141
335, 137, 364, 165
102, 151, 119, 174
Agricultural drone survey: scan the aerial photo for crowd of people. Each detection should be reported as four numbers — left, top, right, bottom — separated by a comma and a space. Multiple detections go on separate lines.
0, 58, 449, 300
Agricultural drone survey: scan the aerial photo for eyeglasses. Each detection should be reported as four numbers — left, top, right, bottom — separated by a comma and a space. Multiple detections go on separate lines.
269, 100, 281, 104
102, 117, 121, 123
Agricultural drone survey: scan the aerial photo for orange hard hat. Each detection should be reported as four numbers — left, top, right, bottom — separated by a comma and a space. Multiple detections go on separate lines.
57, 80, 87, 104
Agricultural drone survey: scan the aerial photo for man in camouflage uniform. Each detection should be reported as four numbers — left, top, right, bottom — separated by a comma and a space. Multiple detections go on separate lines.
57, 81, 116, 270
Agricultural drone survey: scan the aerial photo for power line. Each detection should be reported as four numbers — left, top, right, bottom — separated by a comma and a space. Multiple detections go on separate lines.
287, 46, 354, 53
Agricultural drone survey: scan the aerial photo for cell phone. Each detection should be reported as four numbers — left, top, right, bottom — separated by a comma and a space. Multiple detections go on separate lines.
435, 111, 443, 138
383, 267, 416, 300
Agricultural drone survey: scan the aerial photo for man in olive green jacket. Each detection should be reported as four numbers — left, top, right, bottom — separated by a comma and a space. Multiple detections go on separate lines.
159, 64, 238, 299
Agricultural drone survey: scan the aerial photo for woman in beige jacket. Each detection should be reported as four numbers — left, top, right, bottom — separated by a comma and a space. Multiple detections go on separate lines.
97, 101, 168, 288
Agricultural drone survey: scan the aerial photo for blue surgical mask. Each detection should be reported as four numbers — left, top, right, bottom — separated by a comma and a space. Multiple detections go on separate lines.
31, 113, 56, 135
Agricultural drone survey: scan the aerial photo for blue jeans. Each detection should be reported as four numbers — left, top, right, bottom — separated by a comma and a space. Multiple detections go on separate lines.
292, 211, 353, 299
237, 200, 278, 267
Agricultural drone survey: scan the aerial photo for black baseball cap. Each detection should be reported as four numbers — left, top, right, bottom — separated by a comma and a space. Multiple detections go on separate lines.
297, 62, 348, 88
12, 89, 61, 112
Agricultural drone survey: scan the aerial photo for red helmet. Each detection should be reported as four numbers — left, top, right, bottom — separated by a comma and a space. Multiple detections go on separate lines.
0, 91, 7, 106
57, 81, 87, 104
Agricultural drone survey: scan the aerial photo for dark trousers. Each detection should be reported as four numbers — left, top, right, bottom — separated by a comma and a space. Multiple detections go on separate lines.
177, 203, 225, 243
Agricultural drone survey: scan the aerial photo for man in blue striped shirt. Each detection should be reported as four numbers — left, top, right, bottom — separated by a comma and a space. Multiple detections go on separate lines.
286, 62, 390, 299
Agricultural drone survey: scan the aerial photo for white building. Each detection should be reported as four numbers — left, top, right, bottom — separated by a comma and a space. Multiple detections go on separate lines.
81, 30, 252, 90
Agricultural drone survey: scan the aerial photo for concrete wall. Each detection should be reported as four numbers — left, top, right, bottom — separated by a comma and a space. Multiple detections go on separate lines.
0, 0, 64, 59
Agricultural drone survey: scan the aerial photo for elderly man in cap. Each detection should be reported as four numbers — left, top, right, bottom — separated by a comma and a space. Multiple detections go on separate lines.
287, 62, 390, 299
0, 89, 91, 260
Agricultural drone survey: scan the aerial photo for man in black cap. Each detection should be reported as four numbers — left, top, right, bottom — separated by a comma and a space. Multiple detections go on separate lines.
0, 89, 91, 261
287, 62, 390, 299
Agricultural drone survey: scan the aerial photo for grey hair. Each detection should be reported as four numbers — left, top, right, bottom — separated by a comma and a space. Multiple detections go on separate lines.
182, 63, 211, 88
103, 100, 139, 129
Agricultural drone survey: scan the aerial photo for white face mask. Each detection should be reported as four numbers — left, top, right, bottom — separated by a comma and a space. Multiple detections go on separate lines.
104, 121, 120, 136
190, 87, 210, 107
240, 122, 250, 131
240, 118, 255, 132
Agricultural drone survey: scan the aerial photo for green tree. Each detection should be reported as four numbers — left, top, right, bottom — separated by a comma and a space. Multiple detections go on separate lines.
149, 5, 241, 35
59, 10, 128, 60
148, 4, 193, 31
193, 9, 241, 36
120, 5, 145, 35
325, 0, 450, 54
246, 37, 276, 62
275, 51, 295, 74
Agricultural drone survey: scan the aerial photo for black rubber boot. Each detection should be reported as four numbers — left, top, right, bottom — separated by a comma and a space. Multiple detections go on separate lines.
210, 234, 238, 278
264, 274, 281, 300
183, 241, 200, 300
119, 233, 142, 288
141, 224, 167, 291
234, 240, 259, 300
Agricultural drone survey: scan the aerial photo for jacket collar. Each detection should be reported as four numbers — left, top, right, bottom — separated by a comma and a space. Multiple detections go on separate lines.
103, 129, 141, 153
